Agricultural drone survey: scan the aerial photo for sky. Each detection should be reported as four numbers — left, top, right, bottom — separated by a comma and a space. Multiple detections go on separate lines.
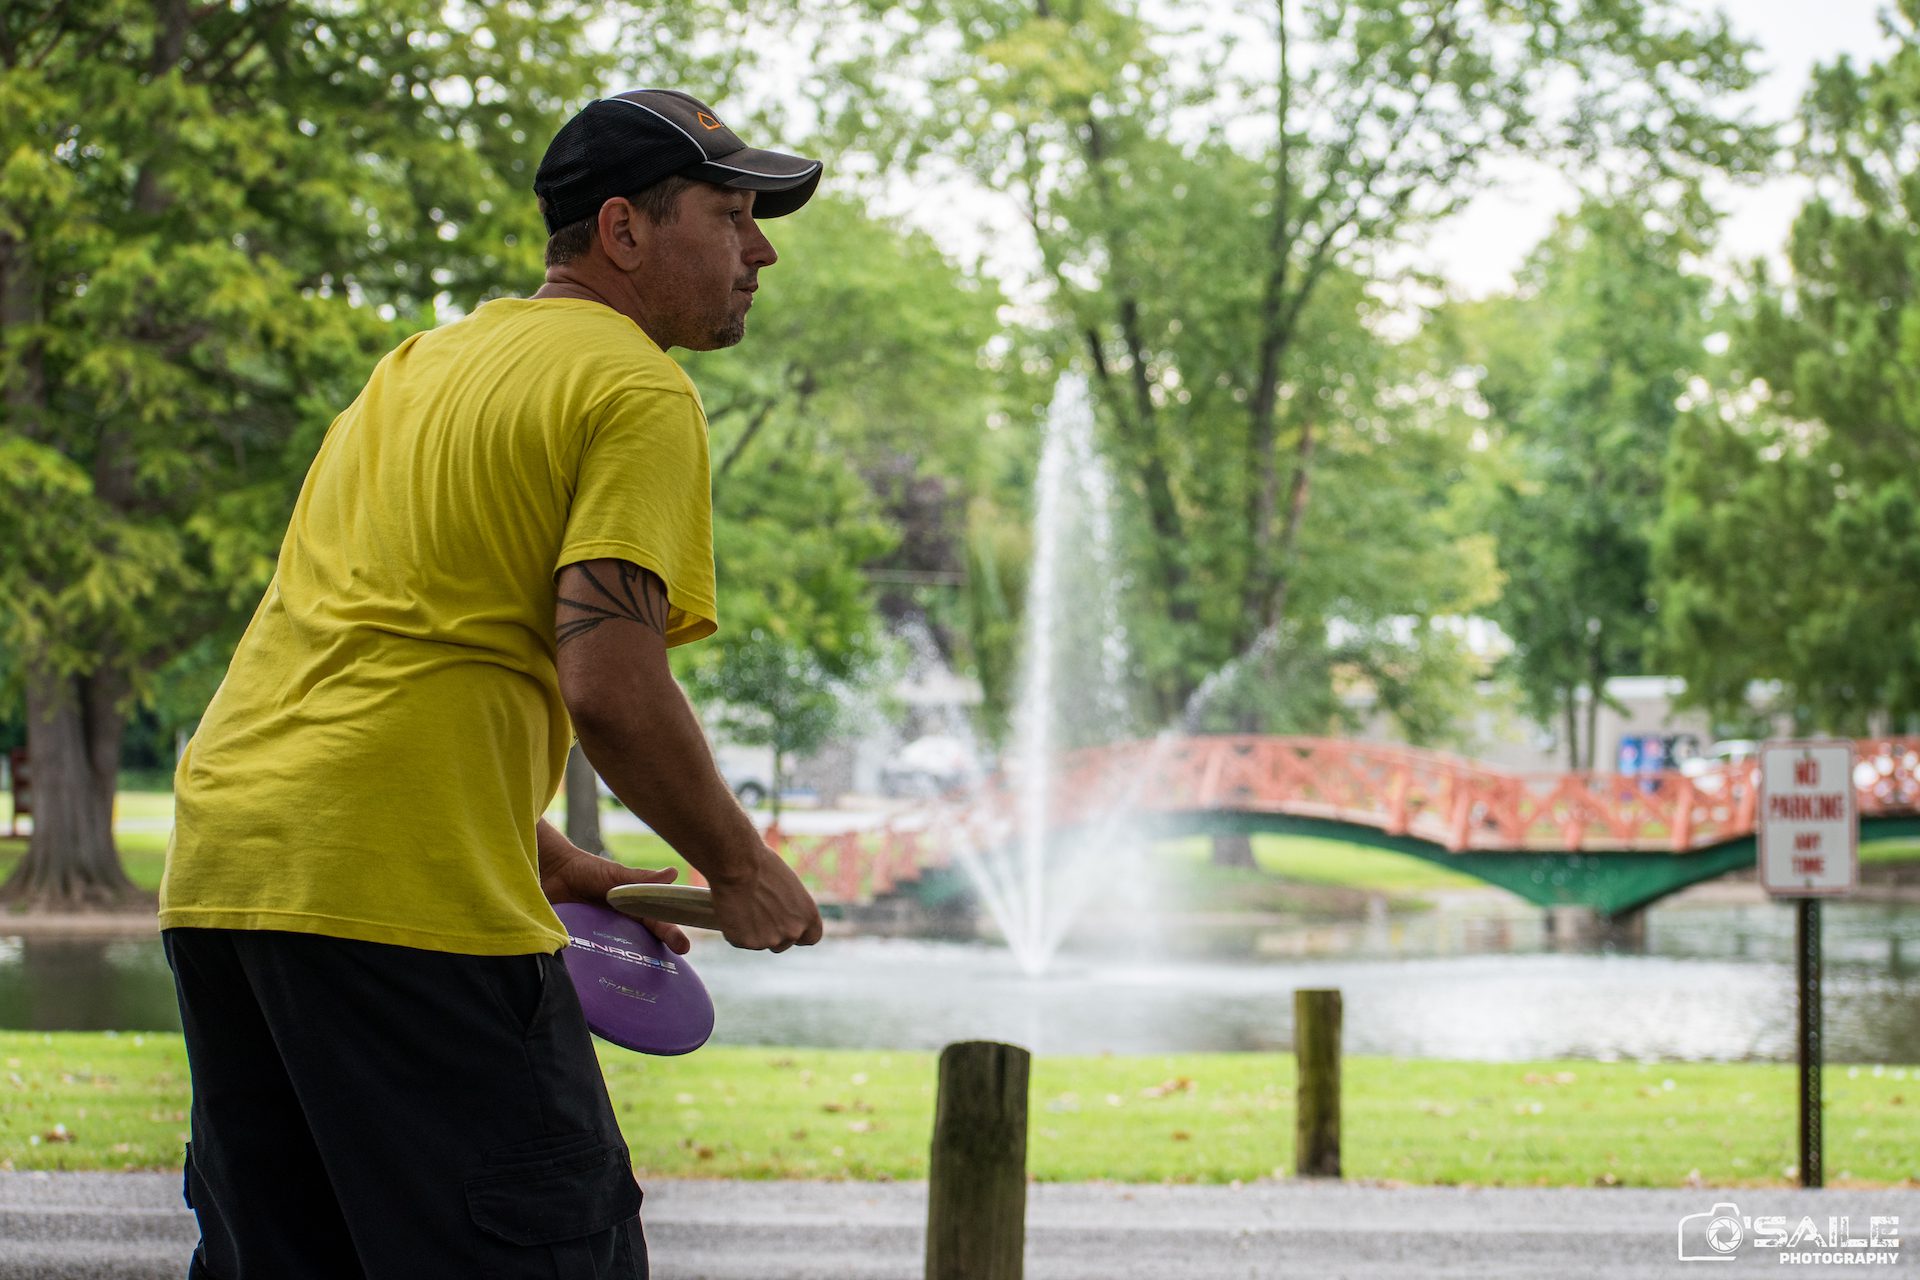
863, 0, 1901, 303
1425, 0, 1898, 297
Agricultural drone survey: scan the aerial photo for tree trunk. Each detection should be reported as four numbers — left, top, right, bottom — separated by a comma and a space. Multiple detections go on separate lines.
0, 227, 46, 432
1562, 694, 1581, 772
564, 743, 603, 855
1210, 831, 1257, 869
1584, 667, 1603, 777
1, 665, 135, 907
770, 749, 785, 827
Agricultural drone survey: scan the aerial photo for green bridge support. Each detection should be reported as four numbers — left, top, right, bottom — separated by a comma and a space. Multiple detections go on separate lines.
1119, 812, 1920, 918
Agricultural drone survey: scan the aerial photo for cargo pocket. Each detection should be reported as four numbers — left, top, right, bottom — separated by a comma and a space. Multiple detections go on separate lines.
466, 1141, 640, 1248
484, 951, 555, 1040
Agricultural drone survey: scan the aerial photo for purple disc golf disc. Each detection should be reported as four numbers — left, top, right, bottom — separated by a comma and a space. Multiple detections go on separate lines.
554, 901, 714, 1057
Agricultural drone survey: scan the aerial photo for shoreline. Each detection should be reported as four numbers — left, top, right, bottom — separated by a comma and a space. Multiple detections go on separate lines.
1, 910, 160, 937
6, 876, 1920, 939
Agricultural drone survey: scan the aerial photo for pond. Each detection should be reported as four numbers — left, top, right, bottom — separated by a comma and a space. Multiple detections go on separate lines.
4, 895, 1916, 1062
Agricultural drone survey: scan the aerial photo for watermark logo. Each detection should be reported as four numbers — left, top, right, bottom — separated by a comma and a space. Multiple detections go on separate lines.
1678, 1201, 1901, 1265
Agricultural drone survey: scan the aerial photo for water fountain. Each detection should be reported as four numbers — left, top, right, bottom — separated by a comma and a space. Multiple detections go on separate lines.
938, 378, 1399, 975
946, 374, 1141, 974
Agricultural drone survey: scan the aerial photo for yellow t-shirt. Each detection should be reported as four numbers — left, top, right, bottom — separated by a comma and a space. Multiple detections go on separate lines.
159, 297, 718, 955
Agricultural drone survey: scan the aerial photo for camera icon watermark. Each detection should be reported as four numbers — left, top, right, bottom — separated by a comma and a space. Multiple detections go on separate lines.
1677, 1203, 1746, 1262
1678, 1200, 1901, 1265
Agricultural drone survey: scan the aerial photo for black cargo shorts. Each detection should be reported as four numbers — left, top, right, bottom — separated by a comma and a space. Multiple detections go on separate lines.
164, 927, 646, 1279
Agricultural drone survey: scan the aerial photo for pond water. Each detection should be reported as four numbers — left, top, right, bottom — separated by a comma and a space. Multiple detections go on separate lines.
4, 896, 1917, 1062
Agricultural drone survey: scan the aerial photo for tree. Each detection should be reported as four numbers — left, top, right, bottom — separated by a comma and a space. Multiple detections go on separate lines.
563, 746, 605, 855
1655, 5, 1920, 732
674, 433, 899, 803
685, 196, 1003, 494
815, 0, 1768, 730
691, 631, 848, 825
0, 0, 727, 905
1451, 199, 1710, 768
669, 194, 1008, 768
681, 193, 1007, 698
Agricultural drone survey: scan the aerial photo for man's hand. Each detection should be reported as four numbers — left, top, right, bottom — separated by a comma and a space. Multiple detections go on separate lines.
536, 820, 690, 954
553, 557, 825, 956
707, 844, 824, 953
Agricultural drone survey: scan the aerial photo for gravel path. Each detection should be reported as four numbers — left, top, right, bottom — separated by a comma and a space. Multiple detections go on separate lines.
1, 1172, 1909, 1278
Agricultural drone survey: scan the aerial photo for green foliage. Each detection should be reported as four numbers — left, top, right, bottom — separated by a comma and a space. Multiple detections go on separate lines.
672, 194, 1005, 746
13, 0, 1888, 821
0, 0, 628, 755
698, 447, 899, 680
1655, 6, 1920, 731
0, 0, 795, 675
671, 406, 899, 766
958, 489, 1032, 744
689, 631, 846, 797
686, 195, 1004, 488
814, 0, 1765, 735
0, 0, 798, 897
1451, 200, 1709, 765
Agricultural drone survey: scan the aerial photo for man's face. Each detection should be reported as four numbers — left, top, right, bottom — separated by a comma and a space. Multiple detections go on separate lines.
631, 183, 777, 352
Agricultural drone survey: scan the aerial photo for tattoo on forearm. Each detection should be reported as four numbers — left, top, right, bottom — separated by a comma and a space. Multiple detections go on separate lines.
557, 563, 670, 646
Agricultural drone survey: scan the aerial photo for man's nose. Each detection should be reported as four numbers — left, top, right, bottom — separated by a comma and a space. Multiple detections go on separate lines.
743, 218, 777, 269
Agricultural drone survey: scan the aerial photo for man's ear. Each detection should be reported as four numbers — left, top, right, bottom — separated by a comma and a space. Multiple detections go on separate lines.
595, 197, 651, 271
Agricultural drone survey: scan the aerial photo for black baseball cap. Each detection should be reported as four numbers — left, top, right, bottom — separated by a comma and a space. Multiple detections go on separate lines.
534, 89, 823, 234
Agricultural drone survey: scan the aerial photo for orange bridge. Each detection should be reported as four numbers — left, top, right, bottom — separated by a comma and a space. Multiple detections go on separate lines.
700, 736, 1920, 919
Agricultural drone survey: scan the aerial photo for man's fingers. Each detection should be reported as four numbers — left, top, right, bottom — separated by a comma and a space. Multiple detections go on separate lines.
601, 864, 678, 894
642, 918, 691, 954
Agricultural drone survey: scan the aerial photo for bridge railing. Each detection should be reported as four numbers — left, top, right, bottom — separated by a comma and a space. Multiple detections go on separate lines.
924, 734, 1920, 856
722, 735, 1919, 905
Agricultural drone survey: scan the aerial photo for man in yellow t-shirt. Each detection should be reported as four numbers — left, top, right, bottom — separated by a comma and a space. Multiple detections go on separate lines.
160, 89, 824, 1279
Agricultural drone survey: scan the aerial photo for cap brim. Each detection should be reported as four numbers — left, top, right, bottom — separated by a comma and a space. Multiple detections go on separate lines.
685, 148, 822, 218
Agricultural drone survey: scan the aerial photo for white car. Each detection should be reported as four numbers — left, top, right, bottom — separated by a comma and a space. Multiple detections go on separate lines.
711, 743, 776, 806
1679, 740, 1760, 793
880, 734, 981, 798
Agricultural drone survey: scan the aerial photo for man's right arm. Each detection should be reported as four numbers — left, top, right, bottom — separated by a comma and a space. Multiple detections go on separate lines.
553, 557, 822, 952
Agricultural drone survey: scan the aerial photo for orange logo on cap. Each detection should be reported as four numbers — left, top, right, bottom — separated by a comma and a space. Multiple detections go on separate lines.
696, 112, 724, 130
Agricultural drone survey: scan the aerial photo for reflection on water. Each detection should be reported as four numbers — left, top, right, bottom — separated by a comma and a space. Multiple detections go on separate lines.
0, 935, 182, 1034
2, 898, 1917, 1062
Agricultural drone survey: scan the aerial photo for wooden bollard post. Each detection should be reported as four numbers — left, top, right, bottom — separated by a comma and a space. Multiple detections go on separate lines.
926, 1040, 1030, 1280
1294, 988, 1342, 1178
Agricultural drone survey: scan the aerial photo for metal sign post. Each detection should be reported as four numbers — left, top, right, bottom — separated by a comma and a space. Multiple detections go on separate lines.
1795, 897, 1821, 1188
1758, 740, 1857, 1191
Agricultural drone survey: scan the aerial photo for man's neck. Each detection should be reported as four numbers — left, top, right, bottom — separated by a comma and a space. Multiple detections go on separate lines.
532, 272, 670, 349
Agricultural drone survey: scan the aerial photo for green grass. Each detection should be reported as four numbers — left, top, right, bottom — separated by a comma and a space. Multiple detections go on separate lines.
0, 834, 170, 898
111, 793, 176, 823
1157, 834, 1485, 896
1862, 839, 1920, 864
3, 1033, 1915, 1187
0, 789, 175, 897
603, 832, 690, 878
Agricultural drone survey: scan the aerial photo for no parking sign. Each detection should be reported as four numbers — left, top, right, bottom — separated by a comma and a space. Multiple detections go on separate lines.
1758, 739, 1858, 1190
1759, 740, 1858, 897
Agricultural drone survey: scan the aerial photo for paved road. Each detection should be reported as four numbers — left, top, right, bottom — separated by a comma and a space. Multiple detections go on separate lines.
1, 1173, 1910, 1278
